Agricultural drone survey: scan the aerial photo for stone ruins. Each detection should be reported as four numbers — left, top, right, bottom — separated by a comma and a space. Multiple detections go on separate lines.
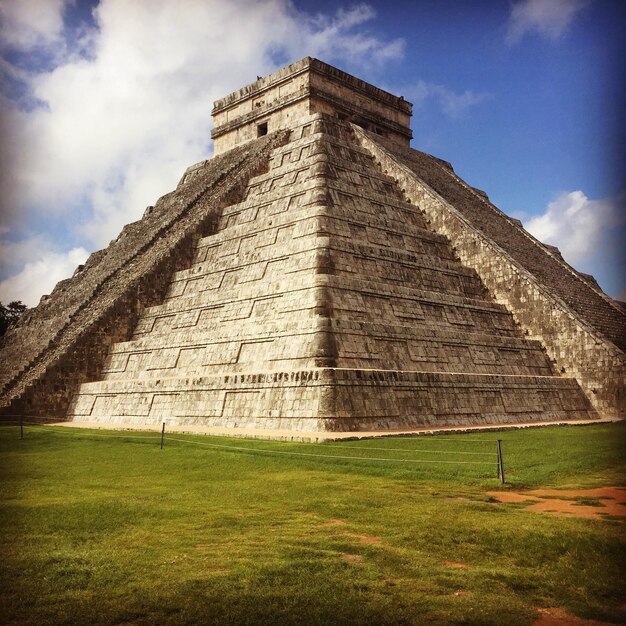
1, 57, 624, 432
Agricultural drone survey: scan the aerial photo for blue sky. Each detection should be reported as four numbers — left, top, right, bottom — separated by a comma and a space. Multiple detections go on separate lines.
0, 0, 624, 305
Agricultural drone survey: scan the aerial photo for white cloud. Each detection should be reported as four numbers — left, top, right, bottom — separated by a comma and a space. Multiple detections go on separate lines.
0, 233, 90, 306
0, 246, 89, 306
404, 81, 489, 119
302, 4, 405, 65
524, 190, 624, 265
2, 0, 404, 238
506, 0, 590, 45
0, 0, 69, 49
0, 0, 404, 305
0, 233, 52, 273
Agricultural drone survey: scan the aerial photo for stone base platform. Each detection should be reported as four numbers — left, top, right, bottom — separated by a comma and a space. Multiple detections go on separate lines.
67, 367, 596, 431
47, 416, 614, 443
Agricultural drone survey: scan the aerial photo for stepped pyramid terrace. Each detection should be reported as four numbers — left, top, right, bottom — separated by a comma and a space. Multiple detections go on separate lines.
1, 57, 624, 434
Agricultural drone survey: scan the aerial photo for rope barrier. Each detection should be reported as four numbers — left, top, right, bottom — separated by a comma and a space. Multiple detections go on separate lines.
0, 415, 500, 441
2, 421, 494, 457
5, 420, 502, 475
315, 442, 495, 456
13, 422, 160, 441
384, 436, 498, 443
164, 435, 494, 465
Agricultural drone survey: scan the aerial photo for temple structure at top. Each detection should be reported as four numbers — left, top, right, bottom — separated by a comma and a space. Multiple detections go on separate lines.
1, 58, 624, 435
211, 57, 412, 154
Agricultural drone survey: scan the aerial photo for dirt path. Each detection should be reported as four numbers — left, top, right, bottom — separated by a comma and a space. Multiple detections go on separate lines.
532, 607, 620, 626
486, 487, 626, 520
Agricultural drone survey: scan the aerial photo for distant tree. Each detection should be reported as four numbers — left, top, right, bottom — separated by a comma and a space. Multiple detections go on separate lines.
0, 301, 27, 336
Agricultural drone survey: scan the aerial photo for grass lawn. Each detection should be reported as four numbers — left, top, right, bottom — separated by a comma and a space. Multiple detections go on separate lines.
0, 422, 625, 625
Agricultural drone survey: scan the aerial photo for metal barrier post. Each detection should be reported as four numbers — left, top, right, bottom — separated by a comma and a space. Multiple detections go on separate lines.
497, 439, 505, 484
20, 416, 23, 440
160, 422, 165, 449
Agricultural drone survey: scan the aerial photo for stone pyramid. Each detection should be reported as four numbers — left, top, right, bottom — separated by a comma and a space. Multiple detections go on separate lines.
1, 58, 624, 432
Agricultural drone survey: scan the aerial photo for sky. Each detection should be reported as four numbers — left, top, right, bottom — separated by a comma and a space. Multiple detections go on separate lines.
0, 0, 624, 306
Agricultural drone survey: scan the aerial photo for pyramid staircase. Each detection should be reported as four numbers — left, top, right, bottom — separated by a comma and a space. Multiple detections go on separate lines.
67, 114, 595, 431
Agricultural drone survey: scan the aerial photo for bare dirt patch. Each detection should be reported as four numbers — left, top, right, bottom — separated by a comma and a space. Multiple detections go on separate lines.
486, 487, 626, 520
341, 532, 382, 545
202, 568, 231, 576
532, 607, 617, 626
320, 518, 348, 527
442, 560, 474, 569
340, 553, 363, 563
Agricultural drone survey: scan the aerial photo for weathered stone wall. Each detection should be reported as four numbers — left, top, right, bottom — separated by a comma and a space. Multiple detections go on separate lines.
66, 367, 591, 432
0, 130, 290, 417
68, 114, 595, 430
213, 99, 310, 156
3, 53, 614, 433
327, 369, 593, 429
353, 125, 625, 417
212, 57, 412, 155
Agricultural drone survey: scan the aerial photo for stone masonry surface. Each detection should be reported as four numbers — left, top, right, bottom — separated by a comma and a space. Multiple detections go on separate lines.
66, 114, 595, 429
351, 127, 625, 418
0, 130, 290, 417
212, 57, 412, 155
1, 57, 621, 431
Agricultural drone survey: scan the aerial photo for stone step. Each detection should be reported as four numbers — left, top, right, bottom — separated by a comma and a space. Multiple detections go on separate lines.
122, 320, 540, 361
67, 368, 595, 429
182, 236, 477, 285
127, 279, 519, 341
171, 245, 484, 302
101, 318, 551, 380
127, 315, 534, 349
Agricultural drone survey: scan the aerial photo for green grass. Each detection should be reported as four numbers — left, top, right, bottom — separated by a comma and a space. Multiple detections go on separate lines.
0, 422, 625, 626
